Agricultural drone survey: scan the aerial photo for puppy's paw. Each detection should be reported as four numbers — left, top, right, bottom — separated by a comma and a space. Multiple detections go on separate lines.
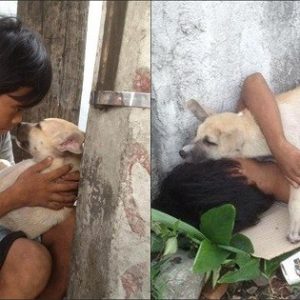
287, 222, 300, 243
287, 233, 300, 244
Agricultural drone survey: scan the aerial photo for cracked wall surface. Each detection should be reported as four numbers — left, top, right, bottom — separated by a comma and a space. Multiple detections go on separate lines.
152, 1, 300, 196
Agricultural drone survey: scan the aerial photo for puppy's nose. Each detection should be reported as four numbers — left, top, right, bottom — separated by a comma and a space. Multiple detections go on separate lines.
179, 149, 187, 158
16, 122, 30, 142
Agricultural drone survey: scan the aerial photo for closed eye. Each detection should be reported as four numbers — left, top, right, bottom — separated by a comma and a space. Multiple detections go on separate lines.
203, 136, 217, 146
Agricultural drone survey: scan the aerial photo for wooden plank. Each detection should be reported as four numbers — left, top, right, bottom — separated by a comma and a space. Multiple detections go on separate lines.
15, 1, 88, 161
95, 1, 128, 91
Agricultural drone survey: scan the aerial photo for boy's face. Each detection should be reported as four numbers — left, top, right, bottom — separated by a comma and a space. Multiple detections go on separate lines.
0, 87, 32, 134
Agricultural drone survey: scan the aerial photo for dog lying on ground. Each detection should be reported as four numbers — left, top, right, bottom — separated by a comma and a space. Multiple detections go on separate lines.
179, 86, 300, 242
152, 159, 275, 232
0, 118, 84, 239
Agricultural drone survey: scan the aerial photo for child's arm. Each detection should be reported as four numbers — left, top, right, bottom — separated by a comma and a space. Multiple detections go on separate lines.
238, 72, 300, 185
0, 158, 79, 217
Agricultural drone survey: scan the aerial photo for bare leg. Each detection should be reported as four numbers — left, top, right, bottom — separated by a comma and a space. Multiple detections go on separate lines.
0, 238, 52, 299
38, 209, 76, 300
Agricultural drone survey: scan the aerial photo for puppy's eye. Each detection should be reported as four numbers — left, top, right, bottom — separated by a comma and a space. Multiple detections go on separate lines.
36, 123, 41, 129
203, 136, 217, 146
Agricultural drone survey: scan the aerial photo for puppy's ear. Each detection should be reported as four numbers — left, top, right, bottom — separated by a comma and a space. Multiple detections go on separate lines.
185, 99, 212, 122
56, 132, 85, 154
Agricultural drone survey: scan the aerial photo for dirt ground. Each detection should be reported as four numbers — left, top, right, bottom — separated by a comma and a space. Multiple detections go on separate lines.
201, 270, 300, 300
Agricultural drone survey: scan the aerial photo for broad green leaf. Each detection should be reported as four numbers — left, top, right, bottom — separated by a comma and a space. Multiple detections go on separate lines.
263, 248, 300, 278
200, 204, 235, 245
163, 236, 178, 256
235, 252, 252, 266
218, 256, 261, 283
230, 233, 254, 254
193, 239, 230, 273
151, 233, 164, 253
152, 209, 205, 241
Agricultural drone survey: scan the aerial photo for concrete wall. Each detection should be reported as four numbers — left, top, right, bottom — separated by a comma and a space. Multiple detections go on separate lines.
68, 2, 150, 298
152, 1, 300, 196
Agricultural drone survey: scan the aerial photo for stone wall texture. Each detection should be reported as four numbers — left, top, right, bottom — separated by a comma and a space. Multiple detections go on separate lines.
152, 1, 300, 196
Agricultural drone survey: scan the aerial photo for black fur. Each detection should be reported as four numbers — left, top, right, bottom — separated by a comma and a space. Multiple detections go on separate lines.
152, 159, 275, 232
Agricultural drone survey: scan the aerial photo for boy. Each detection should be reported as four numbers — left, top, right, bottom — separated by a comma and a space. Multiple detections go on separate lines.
0, 17, 79, 299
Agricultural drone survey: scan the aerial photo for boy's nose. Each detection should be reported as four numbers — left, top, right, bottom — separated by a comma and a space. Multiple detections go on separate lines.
12, 113, 22, 126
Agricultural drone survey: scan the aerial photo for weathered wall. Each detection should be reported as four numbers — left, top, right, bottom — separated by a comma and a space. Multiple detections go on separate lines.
152, 1, 300, 196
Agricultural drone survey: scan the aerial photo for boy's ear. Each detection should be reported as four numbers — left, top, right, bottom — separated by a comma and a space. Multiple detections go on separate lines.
55, 132, 85, 154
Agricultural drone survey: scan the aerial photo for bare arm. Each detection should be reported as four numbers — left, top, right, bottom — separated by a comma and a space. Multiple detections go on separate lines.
237, 158, 290, 203
239, 72, 300, 185
239, 73, 285, 150
0, 158, 80, 218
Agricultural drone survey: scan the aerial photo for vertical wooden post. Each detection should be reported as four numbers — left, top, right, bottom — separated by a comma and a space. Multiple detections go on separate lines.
15, 1, 88, 161
68, 1, 150, 299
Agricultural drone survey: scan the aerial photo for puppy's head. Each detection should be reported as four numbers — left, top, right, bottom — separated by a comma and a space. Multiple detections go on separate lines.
180, 100, 245, 162
16, 118, 85, 161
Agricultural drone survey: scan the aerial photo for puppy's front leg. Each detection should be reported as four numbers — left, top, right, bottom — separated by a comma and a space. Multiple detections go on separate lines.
288, 186, 300, 243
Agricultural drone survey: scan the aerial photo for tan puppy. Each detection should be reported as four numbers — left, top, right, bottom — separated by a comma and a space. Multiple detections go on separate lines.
0, 118, 84, 239
180, 86, 300, 243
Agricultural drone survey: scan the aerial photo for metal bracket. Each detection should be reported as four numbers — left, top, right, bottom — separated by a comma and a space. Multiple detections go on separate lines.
90, 90, 150, 109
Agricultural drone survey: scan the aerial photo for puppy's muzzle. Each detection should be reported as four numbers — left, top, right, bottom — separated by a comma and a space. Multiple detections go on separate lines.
16, 123, 31, 150
179, 143, 208, 162
179, 144, 195, 161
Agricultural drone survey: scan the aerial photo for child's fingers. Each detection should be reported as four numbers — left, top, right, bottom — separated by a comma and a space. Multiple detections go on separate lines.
26, 157, 53, 174
285, 175, 300, 189
61, 171, 80, 181
45, 164, 73, 181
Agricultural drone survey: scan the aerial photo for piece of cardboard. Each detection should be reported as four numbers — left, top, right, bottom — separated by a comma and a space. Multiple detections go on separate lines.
240, 202, 300, 260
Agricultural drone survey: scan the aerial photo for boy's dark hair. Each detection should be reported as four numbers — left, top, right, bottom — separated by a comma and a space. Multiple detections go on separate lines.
152, 159, 275, 232
0, 16, 52, 107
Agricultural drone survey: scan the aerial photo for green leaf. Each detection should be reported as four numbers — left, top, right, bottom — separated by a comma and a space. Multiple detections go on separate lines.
218, 256, 261, 283
219, 245, 249, 255
151, 258, 171, 300
151, 221, 174, 240
235, 252, 252, 266
152, 209, 205, 241
212, 267, 221, 288
263, 248, 300, 278
151, 233, 164, 253
200, 204, 235, 245
163, 236, 178, 256
230, 233, 254, 254
193, 239, 230, 273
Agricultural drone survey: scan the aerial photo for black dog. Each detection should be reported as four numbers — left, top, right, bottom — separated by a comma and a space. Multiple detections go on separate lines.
152, 159, 274, 232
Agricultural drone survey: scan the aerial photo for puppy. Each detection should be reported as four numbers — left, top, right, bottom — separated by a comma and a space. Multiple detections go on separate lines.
153, 159, 274, 232
0, 118, 84, 239
179, 86, 300, 242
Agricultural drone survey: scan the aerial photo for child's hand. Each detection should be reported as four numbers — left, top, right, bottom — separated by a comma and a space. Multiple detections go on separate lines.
13, 157, 79, 210
272, 140, 300, 187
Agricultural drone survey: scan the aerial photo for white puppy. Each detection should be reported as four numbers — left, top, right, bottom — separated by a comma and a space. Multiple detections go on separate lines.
180, 86, 300, 243
0, 118, 84, 239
